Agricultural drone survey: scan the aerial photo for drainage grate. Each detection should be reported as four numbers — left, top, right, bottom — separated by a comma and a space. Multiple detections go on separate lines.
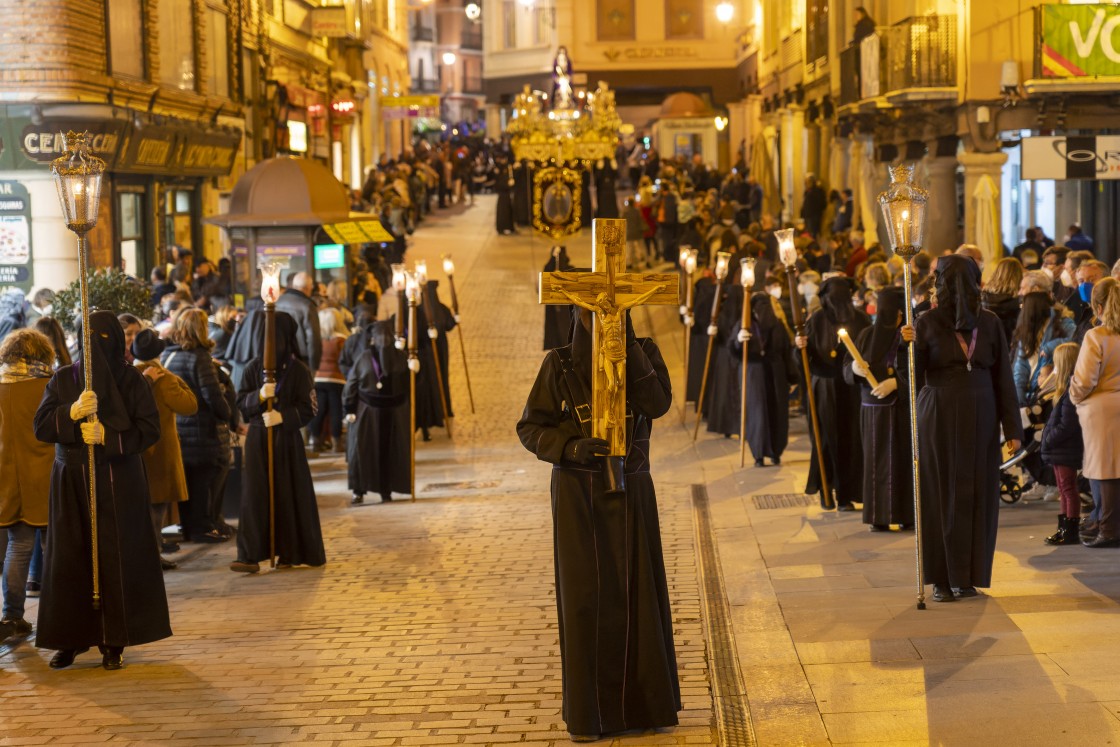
752, 493, 815, 510
692, 484, 757, 747
421, 480, 500, 492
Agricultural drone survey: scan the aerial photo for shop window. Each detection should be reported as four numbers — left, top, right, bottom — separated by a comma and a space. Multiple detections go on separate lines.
165, 189, 195, 252
665, 0, 703, 40
597, 0, 634, 42
160, 0, 196, 91
118, 191, 146, 276
207, 4, 230, 98
107, 0, 146, 79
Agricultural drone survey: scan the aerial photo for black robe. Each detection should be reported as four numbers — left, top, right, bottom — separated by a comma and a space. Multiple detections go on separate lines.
594, 163, 620, 219
513, 162, 532, 226
414, 284, 457, 428
33, 322, 171, 651
344, 340, 411, 498
580, 169, 593, 228
843, 328, 914, 526
913, 307, 1021, 588
802, 300, 870, 507
494, 163, 516, 233
685, 277, 718, 404
516, 335, 680, 736
543, 253, 575, 350
732, 295, 795, 462
705, 285, 744, 436
236, 356, 326, 567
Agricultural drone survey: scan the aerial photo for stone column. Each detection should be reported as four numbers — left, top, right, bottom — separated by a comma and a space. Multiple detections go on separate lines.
923, 155, 960, 255
958, 150, 1008, 269
848, 137, 866, 231
831, 136, 850, 194
790, 106, 806, 223
806, 122, 821, 183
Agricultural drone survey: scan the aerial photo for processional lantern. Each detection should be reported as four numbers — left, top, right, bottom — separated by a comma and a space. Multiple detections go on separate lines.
392, 263, 407, 348
776, 228, 798, 268
740, 257, 756, 290
50, 132, 106, 609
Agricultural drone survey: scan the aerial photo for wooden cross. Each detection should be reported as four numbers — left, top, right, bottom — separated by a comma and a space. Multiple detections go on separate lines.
539, 218, 679, 456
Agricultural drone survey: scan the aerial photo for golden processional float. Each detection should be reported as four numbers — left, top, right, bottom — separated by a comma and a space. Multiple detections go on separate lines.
506, 47, 621, 240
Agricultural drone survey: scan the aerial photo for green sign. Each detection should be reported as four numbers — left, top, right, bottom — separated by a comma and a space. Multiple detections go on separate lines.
1042, 4, 1120, 78
0, 181, 33, 293
314, 243, 345, 270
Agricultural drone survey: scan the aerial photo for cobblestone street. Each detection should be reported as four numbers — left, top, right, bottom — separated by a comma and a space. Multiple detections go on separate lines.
0, 199, 717, 746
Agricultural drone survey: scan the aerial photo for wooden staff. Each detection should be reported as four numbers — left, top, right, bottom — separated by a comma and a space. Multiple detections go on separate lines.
784, 260, 834, 509
416, 260, 452, 438
442, 255, 476, 414
693, 252, 732, 441
739, 258, 756, 468
680, 249, 697, 424
838, 328, 880, 388
77, 230, 100, 607
407, 279, 420, 502
262, 299, 277, 568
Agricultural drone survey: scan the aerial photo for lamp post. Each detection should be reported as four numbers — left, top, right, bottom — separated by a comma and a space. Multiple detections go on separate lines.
405, 272, 422, 502
442, 254, 475, 414
692, 250, 731, 441
779, 228, 834, 509
877, 163, 929, 611
50, 131, 106, 609
739, 257, 756, 468
259, 260, 284, 569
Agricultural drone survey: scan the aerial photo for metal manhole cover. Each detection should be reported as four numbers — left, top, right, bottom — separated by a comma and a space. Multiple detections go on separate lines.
752, 493, 815, 509
422, 480, 501, 492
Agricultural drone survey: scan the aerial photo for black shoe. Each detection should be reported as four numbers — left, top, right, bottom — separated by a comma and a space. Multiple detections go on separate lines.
754, 458, 765, 467
1084, 535, 1120, 548
1044, 515, 1068, 546
99, 646, 124, 670
771, 457, 781, 466
160, 558, 178, 571
837, 503, 857, 512
24, 581, 40, 598
932, 584, 957, 602
161, 541, 180, 554
954, 586, 980, 598
351, 493, 364, 505
569, 735, 601, 743
229, 560, 260, 573
422, 429, 432, 442
380, 493, 393, 503
49, 647, 89, 669
869, 524, 889, 532
191, 530, 228, 544
1080, 520, 1100, 541
0, 618, 28, 642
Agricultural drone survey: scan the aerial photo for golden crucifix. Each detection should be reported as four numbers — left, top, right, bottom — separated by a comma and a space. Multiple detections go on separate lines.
539, 219, 679, 455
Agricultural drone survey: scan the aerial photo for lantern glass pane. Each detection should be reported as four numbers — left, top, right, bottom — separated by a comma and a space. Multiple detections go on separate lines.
877, 164, 929, 251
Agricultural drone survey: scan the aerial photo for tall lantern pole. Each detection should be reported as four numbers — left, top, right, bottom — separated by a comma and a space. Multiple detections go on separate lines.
442, 254, 476, 414
50, 131, 106, 609
680, 249, 698, 424
779, 228, 834, 510
259, 260, 284, 569
878, 163, 929, 611
405, 272, 422, 502
738, 257, 756, 468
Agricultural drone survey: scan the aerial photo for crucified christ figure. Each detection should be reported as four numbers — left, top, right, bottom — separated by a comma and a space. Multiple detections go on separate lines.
553, 284, 666, 432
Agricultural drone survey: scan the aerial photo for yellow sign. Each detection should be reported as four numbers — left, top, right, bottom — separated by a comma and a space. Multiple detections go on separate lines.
323, 219, 394, 244
379, 95, 440, 109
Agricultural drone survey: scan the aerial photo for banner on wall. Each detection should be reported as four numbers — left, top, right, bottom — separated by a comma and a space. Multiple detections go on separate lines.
1041, 4, 1120, 78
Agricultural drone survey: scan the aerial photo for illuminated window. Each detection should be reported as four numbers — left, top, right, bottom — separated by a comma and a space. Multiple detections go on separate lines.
160, 0, 196, 91
665, 0, 703, 40
597, 0, 634, 42
108, 0, 145, 79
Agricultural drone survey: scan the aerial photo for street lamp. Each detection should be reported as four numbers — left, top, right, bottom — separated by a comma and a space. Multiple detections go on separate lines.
877, 162, 929, 611
715, 1, 734, 24
465, 2, 481, 20
50, 131, 105, 610
442, 51, 457, 66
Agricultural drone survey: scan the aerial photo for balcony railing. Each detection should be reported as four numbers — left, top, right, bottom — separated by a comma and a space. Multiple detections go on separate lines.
412, 26, 434, 43
837, 14, 957, 107
413, 77, 440, 94
839, 45, 860, 106
462, 75, 483, 93
461, 30, 482, 50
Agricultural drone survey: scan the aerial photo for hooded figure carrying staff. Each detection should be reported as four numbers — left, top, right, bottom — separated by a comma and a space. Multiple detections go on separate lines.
33, 310, 170, 670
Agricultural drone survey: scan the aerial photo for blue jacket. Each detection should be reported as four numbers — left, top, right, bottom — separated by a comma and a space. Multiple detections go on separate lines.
1040, 391, 1083, 469
1012, 311, 1075, 405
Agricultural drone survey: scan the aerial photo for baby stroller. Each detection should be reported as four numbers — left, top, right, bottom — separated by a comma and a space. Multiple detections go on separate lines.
1000, 387, 1054, 504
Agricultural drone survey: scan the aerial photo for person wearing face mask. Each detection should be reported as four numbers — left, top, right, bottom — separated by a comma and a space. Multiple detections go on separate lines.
1074, 260, 1109, 343
794, 276, 870, 510
1042, 246, 1078, 310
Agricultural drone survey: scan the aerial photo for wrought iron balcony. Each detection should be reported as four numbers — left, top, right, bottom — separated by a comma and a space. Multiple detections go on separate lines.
412, 26, 434, 43
837, 14, 957, 109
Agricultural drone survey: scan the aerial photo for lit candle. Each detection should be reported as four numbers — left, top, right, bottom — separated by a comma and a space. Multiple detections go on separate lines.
776, 228, 797, 267
837, 328, 880, 388
740, 257, 755, 290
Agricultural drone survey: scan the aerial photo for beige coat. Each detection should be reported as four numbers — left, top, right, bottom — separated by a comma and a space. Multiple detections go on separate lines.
1071, 326, 1120, 480
136, 360, 197, 504
0, 377, 53, 527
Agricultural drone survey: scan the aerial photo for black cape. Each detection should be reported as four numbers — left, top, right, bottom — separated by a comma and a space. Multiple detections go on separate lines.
414, 282, 457, 428
543, 251, 575, 350
235, 314, 326, 567
732, 293, 795, 462
686, 277, 718, 404
914, 297, 1022, 588
704, 285, 744, 435
33, 310, 171, 651
513, 162, 532, 225
494, 163, 516, 233
516, 326, 680, 736
344, 323, 411, 498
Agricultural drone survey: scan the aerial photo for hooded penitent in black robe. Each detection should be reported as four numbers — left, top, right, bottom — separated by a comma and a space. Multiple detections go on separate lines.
731, 293, 795, 464
686, 275, 718, 404
516, 312, 680, 738
913, 256, 1022, 589
594, 162, 620, 219
344, 321, 410, 501
580, 169, 593, 229
803, 276, 870, 508
339, 308, 376, 376
414, 281, 457, 430
33, 310, 171, 652
235, 312, 326, 567
513, 161, 532, 226
543, 249, 576, 350
494, 161, 516, 234
224, 307, 267, 392
842, 287, 914, 527
705, 284, 744, 436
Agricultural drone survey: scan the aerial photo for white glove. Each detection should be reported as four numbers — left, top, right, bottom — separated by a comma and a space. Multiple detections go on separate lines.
428, 327, 438, 339
80, 421, 105, 445
454, 314, 461, 323
737, 329, 751, 343
871, 378, 898, 399
261, 409, 283, 428
684, 313, 694, 328
344, 413, 356, 424
70, 390, 98, 421
679, 304, 689, 316
259, 382, 276, 401
707, 324, 718, 336
851, 359, 868, 378
395, 338, 406, 350
408, 358, 421, 373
